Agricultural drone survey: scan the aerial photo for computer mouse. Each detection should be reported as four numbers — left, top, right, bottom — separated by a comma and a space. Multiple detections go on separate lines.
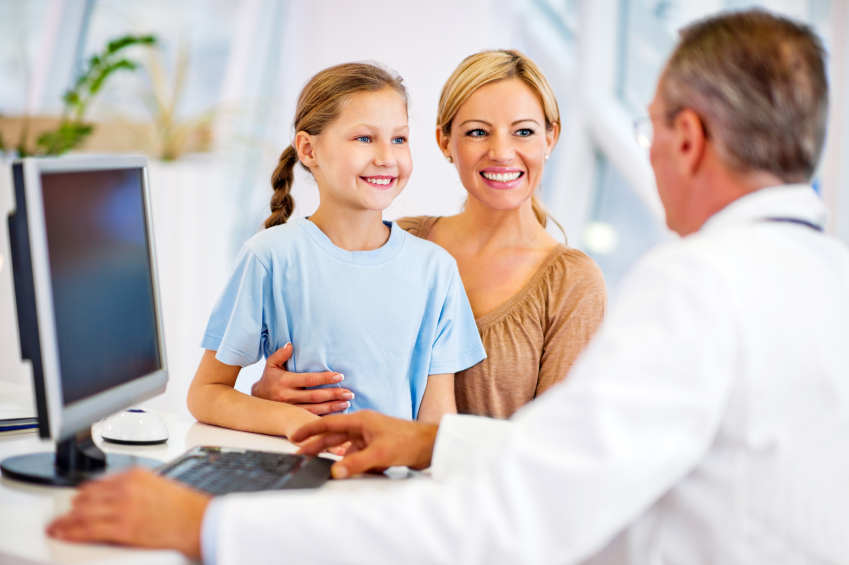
100, 409, 169, 445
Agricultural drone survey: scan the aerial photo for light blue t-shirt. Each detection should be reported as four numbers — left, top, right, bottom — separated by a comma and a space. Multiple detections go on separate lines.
201, 218, 486, 420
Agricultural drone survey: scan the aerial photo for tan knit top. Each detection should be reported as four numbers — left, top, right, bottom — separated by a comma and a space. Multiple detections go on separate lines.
397, 216, 607, 419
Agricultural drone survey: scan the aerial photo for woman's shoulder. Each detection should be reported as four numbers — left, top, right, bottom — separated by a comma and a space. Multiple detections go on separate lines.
539, 246, 607, 307
397, 223, 457, 268
549, 246, 604, 279
394, 216, 439, 239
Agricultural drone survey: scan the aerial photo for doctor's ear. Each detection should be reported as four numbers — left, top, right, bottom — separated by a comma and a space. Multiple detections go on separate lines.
295, 131, 319, 169
673, 109, 707, 176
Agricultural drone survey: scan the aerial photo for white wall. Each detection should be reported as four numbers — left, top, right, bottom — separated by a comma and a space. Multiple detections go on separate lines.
260, 0, 516, 225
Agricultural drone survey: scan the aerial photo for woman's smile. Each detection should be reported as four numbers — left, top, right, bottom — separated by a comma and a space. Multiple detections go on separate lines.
479, 167, 525, 189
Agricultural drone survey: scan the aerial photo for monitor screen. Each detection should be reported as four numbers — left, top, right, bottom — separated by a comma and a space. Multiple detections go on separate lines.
40, 168, 161, 406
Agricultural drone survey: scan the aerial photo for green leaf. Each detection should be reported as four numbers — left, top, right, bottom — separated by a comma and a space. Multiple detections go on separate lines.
107, 34, 158, 55
62, 90, 80, 106
88, 59, 137, 95
35, 121, 94, 156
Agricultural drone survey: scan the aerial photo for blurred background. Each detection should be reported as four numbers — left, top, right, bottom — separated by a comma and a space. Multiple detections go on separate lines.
1, 0, 847, 416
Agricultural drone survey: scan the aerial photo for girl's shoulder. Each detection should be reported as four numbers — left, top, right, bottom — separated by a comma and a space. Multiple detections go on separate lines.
242, 220, 310, 261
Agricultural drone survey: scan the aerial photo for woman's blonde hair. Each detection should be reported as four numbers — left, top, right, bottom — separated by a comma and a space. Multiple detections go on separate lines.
437, 49, 560, 228
265, 62, 408, 229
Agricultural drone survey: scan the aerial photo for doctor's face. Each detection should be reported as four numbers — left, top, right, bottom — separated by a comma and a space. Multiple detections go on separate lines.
648, 86, 686, 234
439, 79, 558, 213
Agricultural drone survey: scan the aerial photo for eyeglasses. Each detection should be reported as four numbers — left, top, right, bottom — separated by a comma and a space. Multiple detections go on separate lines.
633, 117, 653, 149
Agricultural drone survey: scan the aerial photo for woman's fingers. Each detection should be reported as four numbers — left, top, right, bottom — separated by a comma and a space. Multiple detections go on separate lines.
283, 384, 352, 405
289, 371, 346, 389
296, 400, 351, 416
255, 347, 353, 408
265, 343, 293, 368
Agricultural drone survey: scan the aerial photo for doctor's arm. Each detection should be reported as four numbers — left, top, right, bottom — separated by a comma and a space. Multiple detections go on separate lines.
49, 250, 739, 564
187, 349, 320, 440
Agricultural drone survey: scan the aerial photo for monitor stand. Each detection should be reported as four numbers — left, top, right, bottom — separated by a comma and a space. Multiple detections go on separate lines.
0, 428, 162, 487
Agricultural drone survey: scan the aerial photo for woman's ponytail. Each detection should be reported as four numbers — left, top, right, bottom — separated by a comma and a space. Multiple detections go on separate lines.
530, 194, 548, 228
531, 193, 567, 244
264, 145, 298, 229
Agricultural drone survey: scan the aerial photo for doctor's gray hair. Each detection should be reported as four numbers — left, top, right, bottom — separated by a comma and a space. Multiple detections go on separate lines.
660, 10, 828, 182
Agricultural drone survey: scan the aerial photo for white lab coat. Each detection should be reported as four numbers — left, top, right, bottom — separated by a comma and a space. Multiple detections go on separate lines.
206, 185, 849, 564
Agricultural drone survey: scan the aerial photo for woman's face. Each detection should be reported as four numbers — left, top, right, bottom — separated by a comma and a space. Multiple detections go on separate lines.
439, 79, 558, 213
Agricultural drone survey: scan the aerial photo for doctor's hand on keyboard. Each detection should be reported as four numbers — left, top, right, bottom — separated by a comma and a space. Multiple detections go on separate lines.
292, 410, 438, 479
47, 468, 209, 559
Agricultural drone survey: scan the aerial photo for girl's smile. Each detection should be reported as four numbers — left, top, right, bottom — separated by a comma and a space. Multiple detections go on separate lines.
360, 175, 397, 188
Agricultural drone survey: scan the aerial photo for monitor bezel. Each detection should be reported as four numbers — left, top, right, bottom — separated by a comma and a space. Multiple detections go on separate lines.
21, 156, 168, 441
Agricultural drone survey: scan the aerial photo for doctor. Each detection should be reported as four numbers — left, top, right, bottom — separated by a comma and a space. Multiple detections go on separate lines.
48, 9, 849, 564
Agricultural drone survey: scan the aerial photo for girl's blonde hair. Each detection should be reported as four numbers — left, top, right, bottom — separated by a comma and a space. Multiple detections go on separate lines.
437, 49, 560, 228
265, 63, 408, 229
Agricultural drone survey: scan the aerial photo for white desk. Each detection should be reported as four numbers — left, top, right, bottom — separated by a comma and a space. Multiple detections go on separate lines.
0, 381, 403, 565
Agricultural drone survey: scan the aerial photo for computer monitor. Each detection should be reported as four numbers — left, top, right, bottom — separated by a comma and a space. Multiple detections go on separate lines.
1, 156, 168, 486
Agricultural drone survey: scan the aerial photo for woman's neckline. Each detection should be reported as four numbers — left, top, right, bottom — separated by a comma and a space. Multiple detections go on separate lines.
418, 216, 566, 329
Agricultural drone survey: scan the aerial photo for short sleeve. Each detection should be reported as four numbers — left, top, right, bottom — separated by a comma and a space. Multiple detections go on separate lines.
428, 268, 487, 375
537, 251, 607, 397
200, 246, 272, 367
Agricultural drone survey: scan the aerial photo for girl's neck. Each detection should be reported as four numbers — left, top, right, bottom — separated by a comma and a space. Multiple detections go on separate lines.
308, 204, 390, 252
451, 196, 549, 253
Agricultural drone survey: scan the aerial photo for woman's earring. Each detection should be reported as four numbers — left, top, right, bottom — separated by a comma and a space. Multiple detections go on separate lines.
544, 154, 549, 161
446, 156, 453, 163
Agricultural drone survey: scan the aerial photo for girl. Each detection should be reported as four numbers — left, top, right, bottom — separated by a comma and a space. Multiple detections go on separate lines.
187, 63, 485, 440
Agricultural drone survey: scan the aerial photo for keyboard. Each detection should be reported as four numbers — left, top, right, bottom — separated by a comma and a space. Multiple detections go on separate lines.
158, 446, 333, 495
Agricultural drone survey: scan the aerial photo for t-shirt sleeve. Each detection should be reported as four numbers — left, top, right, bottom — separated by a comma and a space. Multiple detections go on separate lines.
428, 267, 487, 375
200, 246, 273, 367
537, 251, 607, 397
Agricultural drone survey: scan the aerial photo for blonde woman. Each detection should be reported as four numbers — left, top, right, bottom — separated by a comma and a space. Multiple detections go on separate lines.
251, 50, 606, 419
396, 50, 606, 418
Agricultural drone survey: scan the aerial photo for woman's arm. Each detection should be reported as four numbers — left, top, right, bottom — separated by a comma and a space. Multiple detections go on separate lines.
537, 255, 607, 396
416, 373, 456, 424
187, 349, 320, 439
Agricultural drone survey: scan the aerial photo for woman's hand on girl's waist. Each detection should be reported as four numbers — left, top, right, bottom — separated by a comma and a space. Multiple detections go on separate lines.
251, 343, 354, 415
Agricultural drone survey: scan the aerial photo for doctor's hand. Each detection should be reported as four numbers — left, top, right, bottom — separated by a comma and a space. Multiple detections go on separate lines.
47, 468, 209, 559
252, 343, 354, 415
292, 410, 438, 479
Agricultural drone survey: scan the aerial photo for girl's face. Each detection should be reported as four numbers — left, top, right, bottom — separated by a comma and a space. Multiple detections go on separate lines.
300, 88, 411, 214
438, 79, 558, 213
